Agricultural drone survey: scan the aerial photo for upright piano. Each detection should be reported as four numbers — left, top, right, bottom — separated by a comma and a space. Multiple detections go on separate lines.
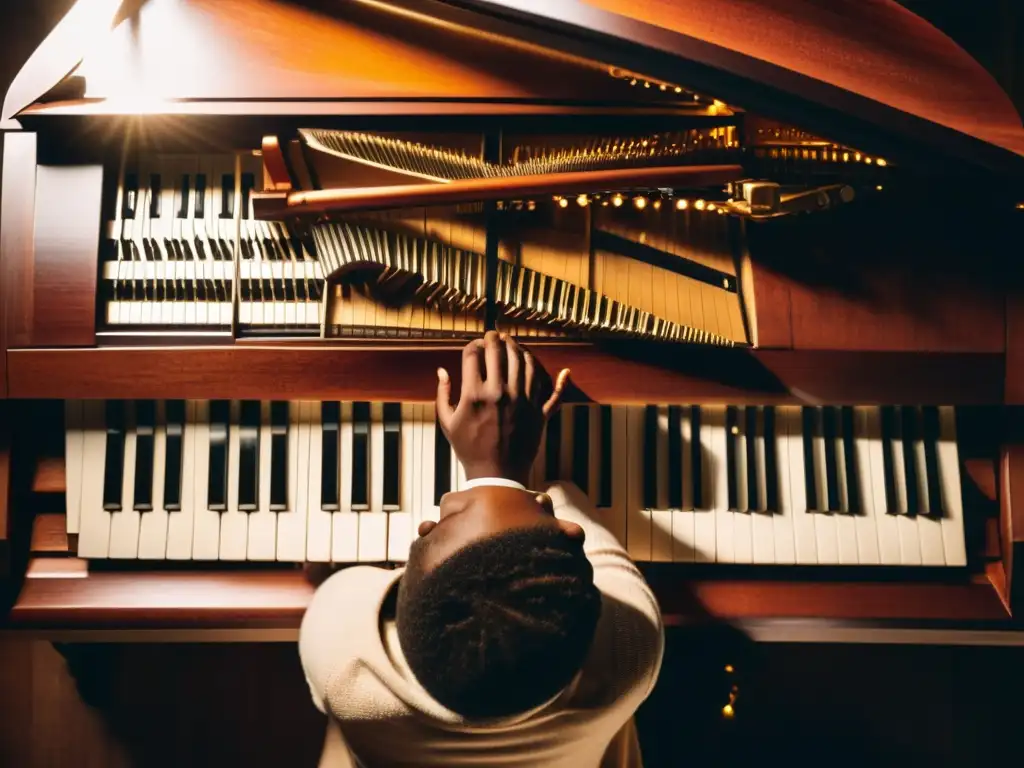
1, 0, 1023, 643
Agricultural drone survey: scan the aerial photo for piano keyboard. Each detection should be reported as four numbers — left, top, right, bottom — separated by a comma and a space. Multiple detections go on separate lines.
64, 402, 967, 567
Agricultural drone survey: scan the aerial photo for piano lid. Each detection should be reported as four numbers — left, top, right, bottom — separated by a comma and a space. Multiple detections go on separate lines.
4, 0, 1023, 175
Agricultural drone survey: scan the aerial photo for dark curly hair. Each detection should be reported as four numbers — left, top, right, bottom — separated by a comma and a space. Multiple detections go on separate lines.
396, 526, 601, 720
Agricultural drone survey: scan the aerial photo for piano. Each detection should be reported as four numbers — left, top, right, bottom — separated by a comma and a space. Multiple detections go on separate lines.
1, 0, 1023, 643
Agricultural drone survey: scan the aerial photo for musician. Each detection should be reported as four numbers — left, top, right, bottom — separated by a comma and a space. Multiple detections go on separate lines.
299, 332, 665, 767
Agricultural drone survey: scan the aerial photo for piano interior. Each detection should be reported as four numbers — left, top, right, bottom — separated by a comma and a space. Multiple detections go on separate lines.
1, 0, 1023, 640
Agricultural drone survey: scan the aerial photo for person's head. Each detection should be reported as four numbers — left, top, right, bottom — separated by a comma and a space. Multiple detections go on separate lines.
395, 486, 601, 720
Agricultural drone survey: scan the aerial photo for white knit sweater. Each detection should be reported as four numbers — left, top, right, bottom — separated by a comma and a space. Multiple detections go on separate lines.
299, 482, 665, 767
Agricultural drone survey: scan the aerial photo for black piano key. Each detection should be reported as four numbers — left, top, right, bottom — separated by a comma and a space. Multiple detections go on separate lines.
383, 403, 402, 509
321, 402, 340, 511
102, 400, 126, 512
270, 401, 289, 511
822, 407, 840, 512
177, 175, 190, 219
880, 406, 898, 514
194, 174, 206, 218
901, 406, 920, 515
922, 406, 943, 516
668, 406, 683, 509
801, 407, 818, 512
238, 400, 261, 511
351, 402, 371, 510
164, 400, 185, 511
434, 414, 451, 505
840, 406, 860, 514
241, 173, 256, 219
133, 400, 156, 512
545, 409, 562, 481
572, 406, 589, 494
220, 173, 235, 218
208, 400, 230, 511
690, 406, 703, 509
599, 406, 612, 507
764, 406, 778, 513
149, 174, 162, 218
643, 406, 658, 509
745, 406, 758, 512
726, 406, 739, 512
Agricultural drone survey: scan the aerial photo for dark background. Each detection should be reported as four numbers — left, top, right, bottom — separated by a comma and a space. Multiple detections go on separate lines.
0, 1, 1022, 766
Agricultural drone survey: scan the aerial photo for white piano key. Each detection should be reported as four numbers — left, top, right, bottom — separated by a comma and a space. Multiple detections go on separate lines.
410, 405, 425, 538
387, 403, 416, 562
890, 412, 922, 566
811, 410, 839, 565
691, 409, 717, 563
752, 410, 776, 564
307, 402, 333, 562
852, 407, 881, 565
421, 409, 440, 524
587, 406, 603, 510
247, 401, 278, 561
703, 405, 732, 563
278, 401, 310, 562
166, 400, 198, 560
770, 407, 797, 565
866, 407, 902, 565
782, 406, 817, 565
359, 402, 389, 563
649, 406, 673, 563
834, 411, 860, 565
937, 407, 968, 567
219, 401, 248, 561
671, 406, 696, 564
332, 402, 359, 562
912, 411, 946, 566
189, 402, 219, 561
625, 406, 650, 561
64, 400, 85, 536
607, 406, 629, 547
732, 411, 753, 564
138, 400, 169, 560
77, 401, 112, 559
108, 401, 140, 559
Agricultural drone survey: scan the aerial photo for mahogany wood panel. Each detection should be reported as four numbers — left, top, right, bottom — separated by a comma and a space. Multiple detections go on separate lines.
0, 132, 37, 393
461, 0, 1024, 172
257, 165, 743, 217
30, 513, 69, 554
5, 565, 1010, 629
32, 457, 64, 495
26, 165, 102, 347
747, 260, 792, 349
5, 345, 1005, 405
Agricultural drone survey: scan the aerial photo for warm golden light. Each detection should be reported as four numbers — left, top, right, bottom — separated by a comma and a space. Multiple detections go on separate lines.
676, 198, 688, 211
527, 200, 536, 211
694, 199, 707, 211
876, 185, 884, 191
724, 664, 734, 673
633, 196, 648, 210
876, 158, 888, 167
674, 86, 682, 94
707, 202, 717, 211
576, 194, 589, 207
730, 426, 739, 435
558, 197, 569, 208
652, 199, 662, 210
722, 704, 735, 719
612, 194, 624, 208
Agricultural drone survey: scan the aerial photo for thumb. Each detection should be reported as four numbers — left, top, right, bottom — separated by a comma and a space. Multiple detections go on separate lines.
542, 368, 571, 418
436, 367, 455, 431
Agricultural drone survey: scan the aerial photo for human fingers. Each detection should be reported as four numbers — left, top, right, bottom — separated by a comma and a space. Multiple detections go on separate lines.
461, 338, 485, 392
435, 367, 455, 433
503, 333, 524, 398
541, 367, 571, 418
482, 330, 505, 400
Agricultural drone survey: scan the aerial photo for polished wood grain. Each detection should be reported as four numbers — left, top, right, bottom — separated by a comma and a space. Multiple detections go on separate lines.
255, 165, 743, 217
32, 456, 64, 495
747, 260, 792, 349
462, 0, 1024, 173
261, 136, 293, 191
30, 513, 69, 554
6, 563, 1010, 629
5, 345, 1005, 404
25, 164, 102, 347
0, 132, 37, 390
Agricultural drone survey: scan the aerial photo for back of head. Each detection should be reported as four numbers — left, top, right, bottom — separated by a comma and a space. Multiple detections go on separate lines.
396, 526, 601, 720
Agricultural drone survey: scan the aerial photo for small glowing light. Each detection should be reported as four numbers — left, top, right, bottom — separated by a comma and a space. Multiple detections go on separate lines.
659, 84, 667, 91
674, 86, 682, 94
876, 158, 888, 167
612, 194, 624, 208
842, 152, 850, 162
558, 197, 569, 208
864, 157, 873, 165
601, 201, 609, 207
694, 199, 707, 211
729, 426, 739, 435
855, 152, 862, 162
722, 703, 735, 719
576, 194, 589, 207
644, 81, 651, 88
634, 196, 648, 210
527, 200, 536, 211
676, 198, 689, 211
707, 202, 717, 211
639, 232, 647, 244
876, 185, 884, 191
1017, 202, 1024, 210
652, 199, 662, 210
629, 78, 637, 86
724, 664, 734, 673
641, 139, 649, 147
